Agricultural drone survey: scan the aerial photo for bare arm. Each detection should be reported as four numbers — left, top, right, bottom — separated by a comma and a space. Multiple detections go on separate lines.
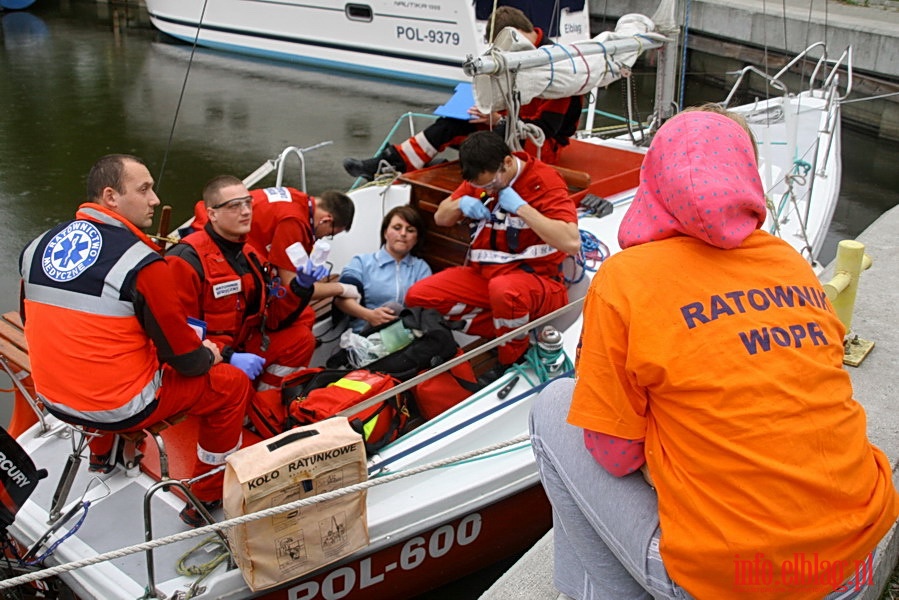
434, 194, 464, 227
334, 297, 398, 327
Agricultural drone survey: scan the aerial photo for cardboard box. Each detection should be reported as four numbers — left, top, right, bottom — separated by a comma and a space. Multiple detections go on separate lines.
223, 417, 369, 591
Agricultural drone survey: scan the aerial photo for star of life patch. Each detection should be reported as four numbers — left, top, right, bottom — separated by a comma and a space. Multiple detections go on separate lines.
41, 221, 103, 282
262, 187, 291, 203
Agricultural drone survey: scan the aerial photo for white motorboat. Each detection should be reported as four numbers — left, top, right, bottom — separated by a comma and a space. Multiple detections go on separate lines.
144, 0, 591, 87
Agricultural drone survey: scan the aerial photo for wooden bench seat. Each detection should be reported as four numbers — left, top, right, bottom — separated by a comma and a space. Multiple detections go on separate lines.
0, 311, 38, 436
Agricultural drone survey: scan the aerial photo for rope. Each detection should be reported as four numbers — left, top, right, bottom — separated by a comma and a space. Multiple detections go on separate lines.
578, 229, 610, 272
157, 0, 211, 192
18, 502, 90, 567
174, 536, 230, 600
515, 343, 573, 384
0, 434, 530, 592
518, 121, 546, 159
571, 44, 593, 96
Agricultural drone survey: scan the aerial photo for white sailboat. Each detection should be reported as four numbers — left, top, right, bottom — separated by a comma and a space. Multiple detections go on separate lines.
0, 3, 849, 599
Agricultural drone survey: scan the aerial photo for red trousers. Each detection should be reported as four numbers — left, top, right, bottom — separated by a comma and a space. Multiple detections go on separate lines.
406, 267, 568, 364
243, 306, 316, 391
90, 363, 252, 502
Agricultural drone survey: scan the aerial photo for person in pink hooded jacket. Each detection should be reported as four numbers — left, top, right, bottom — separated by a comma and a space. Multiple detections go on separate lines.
529, 106, 898, 600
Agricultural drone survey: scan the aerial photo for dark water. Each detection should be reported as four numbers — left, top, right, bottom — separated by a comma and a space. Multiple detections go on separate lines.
1, 3, 898, 597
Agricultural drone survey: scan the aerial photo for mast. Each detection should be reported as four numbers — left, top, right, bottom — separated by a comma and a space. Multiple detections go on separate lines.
462, 36, 665, 78
649, 0, 681, 132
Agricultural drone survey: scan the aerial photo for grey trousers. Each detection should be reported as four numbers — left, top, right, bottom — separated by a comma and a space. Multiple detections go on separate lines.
529, 378, 691, 600
528, 378, 871, 600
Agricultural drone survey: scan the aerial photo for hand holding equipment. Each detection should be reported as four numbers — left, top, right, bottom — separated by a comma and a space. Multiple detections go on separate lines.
498, 187, 527, 214
294, 264, 329, 289
458, 195, 492, 220
231, 352, 265, 379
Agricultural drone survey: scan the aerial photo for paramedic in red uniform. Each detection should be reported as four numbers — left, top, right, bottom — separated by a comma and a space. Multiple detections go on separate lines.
167, 176, 328, 392
190, 184, 359, 356
19, 154, 252, 528
342, 6, 583, 180
405, 131, 580, 368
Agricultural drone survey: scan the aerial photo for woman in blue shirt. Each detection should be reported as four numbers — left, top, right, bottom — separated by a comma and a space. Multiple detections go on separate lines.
335, 205, 432, 332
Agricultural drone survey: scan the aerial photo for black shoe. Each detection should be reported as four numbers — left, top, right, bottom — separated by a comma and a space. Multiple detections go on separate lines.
478, 364, 513, 387
179, 499, 222, 528
343, 156, 382, 180
88, 452, 114, 474
343, 146, 406, 180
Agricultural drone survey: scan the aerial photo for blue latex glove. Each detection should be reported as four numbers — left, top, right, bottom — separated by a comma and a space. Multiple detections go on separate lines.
498, 187, 527, 214
458, 195, 491, 220
295, 263, 329, 289
230, 352, 265, 380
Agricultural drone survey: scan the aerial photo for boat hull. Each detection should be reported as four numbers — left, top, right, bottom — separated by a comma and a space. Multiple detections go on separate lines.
254, 484, 550, 600
144, 0, 589, 87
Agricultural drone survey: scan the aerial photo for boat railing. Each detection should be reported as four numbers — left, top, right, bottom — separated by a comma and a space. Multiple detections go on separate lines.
721, 66, 788, 108
722, 43, 853, 110
0, 432, 533, 596
348, 112, 440, 190
242, 141, 333, 191
334, 294, 585, 423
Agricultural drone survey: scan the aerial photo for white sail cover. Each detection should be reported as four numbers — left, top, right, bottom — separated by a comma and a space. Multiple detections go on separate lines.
473, 14, 662, 113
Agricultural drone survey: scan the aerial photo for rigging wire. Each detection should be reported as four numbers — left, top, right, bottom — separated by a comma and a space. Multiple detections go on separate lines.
156, 0, 211, 192
677, 0, 692, 110
781, 0, 788, 60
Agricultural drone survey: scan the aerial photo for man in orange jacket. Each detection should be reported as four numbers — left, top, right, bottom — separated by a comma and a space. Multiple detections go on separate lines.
19, 154, 253, 528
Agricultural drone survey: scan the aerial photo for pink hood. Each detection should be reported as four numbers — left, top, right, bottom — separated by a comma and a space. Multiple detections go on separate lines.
617, 111, 766, 250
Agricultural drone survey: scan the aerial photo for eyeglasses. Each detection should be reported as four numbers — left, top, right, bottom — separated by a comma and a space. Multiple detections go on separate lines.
210, 196, 253, 211
470, 167, 505, 191
316, 220, 335, 240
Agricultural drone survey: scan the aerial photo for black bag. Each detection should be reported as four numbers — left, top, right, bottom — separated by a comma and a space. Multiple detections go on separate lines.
327, 307, 463, 381
0, 427, 46, 533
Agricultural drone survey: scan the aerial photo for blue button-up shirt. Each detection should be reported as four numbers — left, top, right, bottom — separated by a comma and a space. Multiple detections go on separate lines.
339, 247, 432, 332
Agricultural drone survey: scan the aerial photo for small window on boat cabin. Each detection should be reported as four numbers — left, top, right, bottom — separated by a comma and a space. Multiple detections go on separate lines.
346, 4, 373, 22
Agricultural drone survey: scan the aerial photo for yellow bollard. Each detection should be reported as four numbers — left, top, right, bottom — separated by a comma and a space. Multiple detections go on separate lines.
822, 240, 874, 366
